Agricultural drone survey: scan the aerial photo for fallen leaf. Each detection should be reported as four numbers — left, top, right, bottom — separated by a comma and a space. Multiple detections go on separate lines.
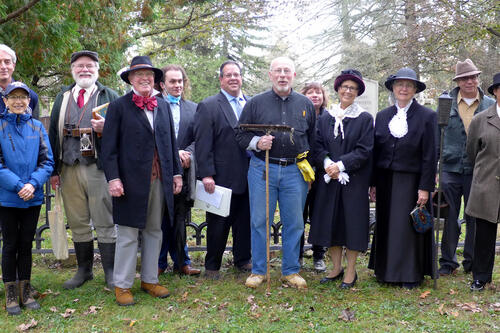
73, 298, 79, 303
450, 310, 459, 317
49, 306, 57, 313
218, 302, 229, 310
166, 306, 174, 312
83, 306, 101, 315
247, 295, 255, 304
181, 292, 188, 302
17, 318, 38, 331
419, 290, 431, 299
135, 273, 141, 279
457, 303, 482, 313
129, 320, 137, 327
489, 303, 500, 312
449, 289, 456, 295
338, 308, 356, 322
437, 303, 445, 315
250, 303, 259, 312
308, 322, 314, 328
61, 308, 76, 318
103, 287, 111, 292
251, 312, 262, 319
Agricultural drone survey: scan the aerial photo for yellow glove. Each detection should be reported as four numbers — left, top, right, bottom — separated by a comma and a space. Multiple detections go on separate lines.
296, 151, 315, 182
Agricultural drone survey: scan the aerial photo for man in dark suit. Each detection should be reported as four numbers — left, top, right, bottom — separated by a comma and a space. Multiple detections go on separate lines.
157, 65, 200, 276
194, 60, 251, 279
101, 56, 182, 306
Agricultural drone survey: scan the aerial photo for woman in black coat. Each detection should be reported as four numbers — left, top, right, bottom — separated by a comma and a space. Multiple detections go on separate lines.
309, 70, 373, 289
368, 68, 437, 289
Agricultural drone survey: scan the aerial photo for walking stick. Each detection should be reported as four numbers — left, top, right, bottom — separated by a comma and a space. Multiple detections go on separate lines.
434, 91, 453, 289
240, 124, 294, 292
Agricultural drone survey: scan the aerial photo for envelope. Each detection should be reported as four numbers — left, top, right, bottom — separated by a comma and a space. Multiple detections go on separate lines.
193, 180, 232, 217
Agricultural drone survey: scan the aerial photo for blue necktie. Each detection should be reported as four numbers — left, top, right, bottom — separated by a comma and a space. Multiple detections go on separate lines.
233, 97, 242, 118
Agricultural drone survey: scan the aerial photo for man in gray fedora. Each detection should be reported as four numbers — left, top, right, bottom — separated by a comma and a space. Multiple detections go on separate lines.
438, 59, 495, 276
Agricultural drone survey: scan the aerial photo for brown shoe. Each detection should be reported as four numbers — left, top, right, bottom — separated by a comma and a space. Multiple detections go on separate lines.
281, 273, 307, 289
245, 274, 265, 288
175, 265, 201, 276
19, 280, 40, 310
4, 282, 21, 316
115, 287, 135, 306
140, 281, 170, 298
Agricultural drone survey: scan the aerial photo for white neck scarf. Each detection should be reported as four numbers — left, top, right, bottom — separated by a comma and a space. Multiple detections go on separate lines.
327, 102, 365, 139
388, 99, 413, 138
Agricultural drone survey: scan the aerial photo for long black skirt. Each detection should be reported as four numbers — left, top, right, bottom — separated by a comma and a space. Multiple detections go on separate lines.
368, 169, 436, 283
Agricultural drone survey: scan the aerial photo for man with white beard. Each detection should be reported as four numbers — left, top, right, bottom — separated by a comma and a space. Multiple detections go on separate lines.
48, 51, 119, 290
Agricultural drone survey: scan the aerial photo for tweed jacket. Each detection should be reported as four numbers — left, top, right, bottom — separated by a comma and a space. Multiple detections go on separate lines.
465, 104, 500, 223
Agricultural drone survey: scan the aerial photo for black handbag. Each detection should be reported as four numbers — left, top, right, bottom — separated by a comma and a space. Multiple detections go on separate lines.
410, 205, 433, 233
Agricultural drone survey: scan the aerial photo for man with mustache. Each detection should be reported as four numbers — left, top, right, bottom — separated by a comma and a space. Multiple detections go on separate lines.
48, 51, 119, 290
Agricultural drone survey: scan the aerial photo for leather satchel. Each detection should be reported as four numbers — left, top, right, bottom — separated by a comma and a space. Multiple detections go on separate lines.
410, 205, 433, 233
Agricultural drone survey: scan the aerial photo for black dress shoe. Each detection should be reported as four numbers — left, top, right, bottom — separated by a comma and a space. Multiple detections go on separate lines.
320, 269, 344, 284
339, 272, 357, 289
470, 280, 486, 291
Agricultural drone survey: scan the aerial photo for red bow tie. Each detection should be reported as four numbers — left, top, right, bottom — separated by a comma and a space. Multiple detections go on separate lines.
132, 93, 157, 111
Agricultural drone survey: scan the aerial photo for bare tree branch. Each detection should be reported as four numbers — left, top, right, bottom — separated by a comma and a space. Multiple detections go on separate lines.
0, 0, 41, 25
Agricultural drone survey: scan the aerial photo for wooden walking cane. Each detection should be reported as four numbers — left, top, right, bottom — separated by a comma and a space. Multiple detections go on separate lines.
239, 124, 294, 292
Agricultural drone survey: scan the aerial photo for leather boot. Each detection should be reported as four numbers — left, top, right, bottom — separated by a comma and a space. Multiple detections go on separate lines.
63, 241, 94, 289
4, 282, 21, 315
98, 242, 115, 289
19, 280, 40, 310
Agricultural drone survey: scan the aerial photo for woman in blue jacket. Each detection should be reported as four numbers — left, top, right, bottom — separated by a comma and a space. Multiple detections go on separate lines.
0, 82, 54, 315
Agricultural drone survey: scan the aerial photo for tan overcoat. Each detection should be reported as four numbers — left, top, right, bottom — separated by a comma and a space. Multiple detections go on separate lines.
465, 104, 500, 223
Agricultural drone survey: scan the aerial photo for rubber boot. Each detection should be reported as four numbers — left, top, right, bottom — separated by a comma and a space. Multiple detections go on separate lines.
4, 282, 21, 315
98, 242, 115, 289
19, 280, 40, 310
63, 241, 94, 289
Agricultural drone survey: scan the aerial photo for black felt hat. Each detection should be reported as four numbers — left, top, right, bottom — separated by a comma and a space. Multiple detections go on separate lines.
120, 56, 163, 84
334, 69, 365, 96
488, 72, 500, 96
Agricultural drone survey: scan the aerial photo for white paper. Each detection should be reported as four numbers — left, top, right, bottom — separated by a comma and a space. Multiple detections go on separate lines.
195, 180, 223, 209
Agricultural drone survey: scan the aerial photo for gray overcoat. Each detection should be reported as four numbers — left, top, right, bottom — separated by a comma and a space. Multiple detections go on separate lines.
465, 104, 500, 223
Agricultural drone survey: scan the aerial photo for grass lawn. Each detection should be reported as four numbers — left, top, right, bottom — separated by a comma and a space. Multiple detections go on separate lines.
1, 208, 499, 332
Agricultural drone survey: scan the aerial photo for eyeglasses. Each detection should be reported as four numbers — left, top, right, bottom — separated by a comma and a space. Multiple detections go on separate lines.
73, 64, 96, 70
222, 73, 241, 79
339, 85, 358, 92
393, 81, 415, 89
6, 95, 29, 101
272, 68, 293, 75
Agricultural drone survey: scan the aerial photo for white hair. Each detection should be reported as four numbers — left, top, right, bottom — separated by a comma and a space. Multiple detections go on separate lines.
269, 57, 295, 72
0, 44, 17, 64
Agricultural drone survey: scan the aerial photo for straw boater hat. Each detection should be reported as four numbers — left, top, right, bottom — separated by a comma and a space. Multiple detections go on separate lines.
334, 69, 365, 96
453, 59, 481, 81
487, 72, 500, 96
120, 56, 163, 84
384, 67, 426, 93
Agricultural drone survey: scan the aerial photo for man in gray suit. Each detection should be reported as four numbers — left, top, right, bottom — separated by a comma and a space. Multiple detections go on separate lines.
157, 65, 200, 276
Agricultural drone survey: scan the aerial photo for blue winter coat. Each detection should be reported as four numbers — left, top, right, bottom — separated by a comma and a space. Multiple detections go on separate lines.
0, 111, 54, 208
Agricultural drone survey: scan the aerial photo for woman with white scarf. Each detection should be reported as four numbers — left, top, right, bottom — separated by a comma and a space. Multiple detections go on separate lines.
368, 68, 437, 289
308, 70, 373, 289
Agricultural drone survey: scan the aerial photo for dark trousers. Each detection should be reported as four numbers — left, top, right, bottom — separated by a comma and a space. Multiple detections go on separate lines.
0, 205, 41, 282
439, 172, 475, 271
159, 194, 191, 270
205, 191, 251, 271
472, 218, 498, 283
300, 188, 325, 260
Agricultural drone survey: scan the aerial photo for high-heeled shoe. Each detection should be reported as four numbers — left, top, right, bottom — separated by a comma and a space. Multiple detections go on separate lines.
339, 272, 357, 289
320, 269, 344, 284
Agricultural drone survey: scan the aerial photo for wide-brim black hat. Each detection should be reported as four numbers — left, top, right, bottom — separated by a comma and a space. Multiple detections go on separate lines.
488, 72, 500, 95
120, 56, 163, 84
334, 69, 365, 96
385, 67, 426, 93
